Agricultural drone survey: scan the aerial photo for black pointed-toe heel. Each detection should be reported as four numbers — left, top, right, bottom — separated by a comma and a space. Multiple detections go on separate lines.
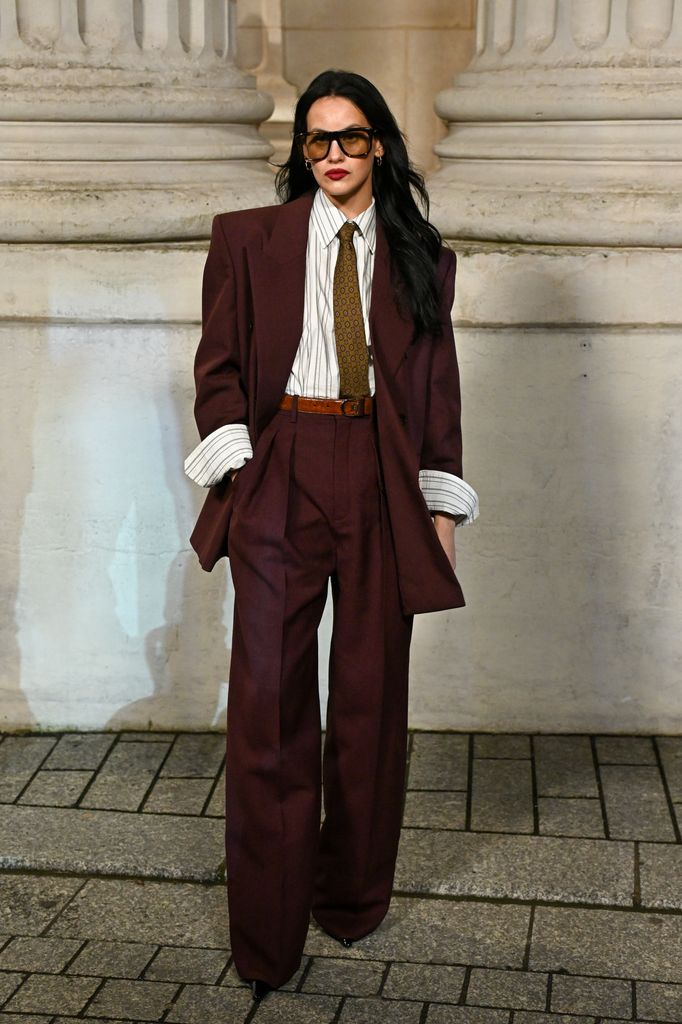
250, 979, 273, 1001
339, 937, 354, 948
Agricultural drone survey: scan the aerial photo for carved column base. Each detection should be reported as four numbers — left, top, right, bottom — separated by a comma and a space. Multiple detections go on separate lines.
430, 117, 682, 246
0, 0, 276, 240
431, 0, 682, 246
0, 120, 274, 240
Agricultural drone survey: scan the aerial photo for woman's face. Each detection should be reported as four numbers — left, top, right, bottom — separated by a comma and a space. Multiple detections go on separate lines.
302, 95, 384, 215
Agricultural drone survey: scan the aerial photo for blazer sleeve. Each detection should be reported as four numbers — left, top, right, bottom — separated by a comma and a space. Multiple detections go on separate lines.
420, 249, 463, 477
419, 248, 479, 525
192, 214, 249, 441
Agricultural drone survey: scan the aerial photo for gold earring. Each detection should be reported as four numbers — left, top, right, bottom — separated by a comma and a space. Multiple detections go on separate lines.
304, 158, 312, 170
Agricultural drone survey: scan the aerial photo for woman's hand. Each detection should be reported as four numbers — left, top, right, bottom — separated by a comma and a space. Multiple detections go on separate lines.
433, 512, 456, 570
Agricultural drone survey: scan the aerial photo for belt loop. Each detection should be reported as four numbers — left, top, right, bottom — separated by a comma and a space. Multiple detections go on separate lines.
289, 394, 298, 422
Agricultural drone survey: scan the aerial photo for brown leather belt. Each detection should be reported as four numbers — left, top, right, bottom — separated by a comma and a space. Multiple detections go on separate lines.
278, 394, 373, 417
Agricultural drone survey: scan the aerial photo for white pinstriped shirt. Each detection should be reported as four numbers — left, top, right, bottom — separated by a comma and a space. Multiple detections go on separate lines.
185, 188, 479, 525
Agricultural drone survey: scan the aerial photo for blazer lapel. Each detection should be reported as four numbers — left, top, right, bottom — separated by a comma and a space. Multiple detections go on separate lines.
250, 192, 314, 431
369, 217, 415, 379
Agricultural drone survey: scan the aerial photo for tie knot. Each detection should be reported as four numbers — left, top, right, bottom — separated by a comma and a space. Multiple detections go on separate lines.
338, 221, 357, 245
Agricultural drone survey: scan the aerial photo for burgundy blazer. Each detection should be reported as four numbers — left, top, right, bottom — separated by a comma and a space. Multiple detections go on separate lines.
189, 190, 466, 615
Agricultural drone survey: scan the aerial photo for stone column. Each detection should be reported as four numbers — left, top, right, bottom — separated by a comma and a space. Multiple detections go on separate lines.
413, 0, 682, 733
0, 0, 275, 239
430, 0, 682, 244
237, 0, 297, 166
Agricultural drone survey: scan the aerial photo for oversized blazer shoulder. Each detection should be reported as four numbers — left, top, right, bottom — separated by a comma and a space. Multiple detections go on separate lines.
189, 190, 467, 615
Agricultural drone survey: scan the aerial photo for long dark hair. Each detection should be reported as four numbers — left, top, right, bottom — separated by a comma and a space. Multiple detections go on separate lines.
275, 69, 444, 338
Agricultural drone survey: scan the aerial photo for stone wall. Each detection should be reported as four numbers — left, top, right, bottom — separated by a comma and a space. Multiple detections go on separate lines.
236, 0, 476, 172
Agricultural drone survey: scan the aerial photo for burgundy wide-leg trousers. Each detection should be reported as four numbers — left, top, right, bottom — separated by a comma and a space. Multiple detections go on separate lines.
225, 398, 414, 988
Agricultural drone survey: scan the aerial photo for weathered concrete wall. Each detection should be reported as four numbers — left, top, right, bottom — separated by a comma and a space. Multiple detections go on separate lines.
4, 243, 681, 733
411, 245, 682, 732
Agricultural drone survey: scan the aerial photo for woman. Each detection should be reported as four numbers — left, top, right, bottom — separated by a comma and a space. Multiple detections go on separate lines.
185, 69, 479, 1001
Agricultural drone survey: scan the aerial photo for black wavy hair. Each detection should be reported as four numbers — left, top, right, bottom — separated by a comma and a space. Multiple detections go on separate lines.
274, 69, 444, 338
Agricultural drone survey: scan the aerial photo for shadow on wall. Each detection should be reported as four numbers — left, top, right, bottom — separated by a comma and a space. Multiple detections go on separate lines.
104, 322, 232, 733
0, 317, 42, 730
438, 248, 657, 730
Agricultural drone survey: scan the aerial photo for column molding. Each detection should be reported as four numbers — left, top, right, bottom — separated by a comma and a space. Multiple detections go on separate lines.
429, 0, 682, 245
0, 0, 276, 240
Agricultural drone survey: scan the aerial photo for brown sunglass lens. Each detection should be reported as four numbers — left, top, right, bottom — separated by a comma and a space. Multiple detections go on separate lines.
305, 131, 372, 158
340, 131, 372, 155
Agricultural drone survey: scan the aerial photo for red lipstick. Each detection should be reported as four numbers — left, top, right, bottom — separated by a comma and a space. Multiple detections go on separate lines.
325, 170, 349, 180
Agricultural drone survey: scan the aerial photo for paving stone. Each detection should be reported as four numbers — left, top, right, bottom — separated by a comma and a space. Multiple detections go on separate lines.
144, 946, 227, 984
512, 1015, 594, 1024
305, 898, 530, 970
383, 962, 465, 1002
470, 759, 534, 833
221, 955, 308, 991
48, 878, 230, 949
0, 974, 24, 1003
166, 983, 250, 1021
402, 791, 466, 829
408, 734, 469, 791
120, 732, 178, 742
302, 956, 384, 995
638, 844, 682, 909
172, 985, 334, 1022
595, 737, 657, 765
18, 770, 93, 807
656, 738, 682, 801
675, 804, 682, 832
395, 831, 633, 905
636, 979, 682, 1022
0, 875, 83, 936
426, 1009, 510, 1024
550, 974, 632, 1017
4, 973, 99, 1015
474, 735, 531, 759
159, 734, 224, 778
530, 906, 682, 983
43, 734, 115, 771
467, 967, 547, 1010
338, 997, 423, 1023
0, 935, 82, 972
80, 742, 170, 811
534, 737, 597, 798
600, 765, 675, 841
0, 804, 223, 881
0, 737, 57, 801
0, 1015, 54, 1024
67, 940, 157, 978
142, 778, 213, 815
204, 768, 225, 818
54, 1019, 151, 1024
538, 798, 604, 839
85, 978, 179, 1020
252, 992, 341, 1023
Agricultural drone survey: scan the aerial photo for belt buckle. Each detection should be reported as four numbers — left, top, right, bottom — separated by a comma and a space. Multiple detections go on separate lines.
340, 398, 363, 417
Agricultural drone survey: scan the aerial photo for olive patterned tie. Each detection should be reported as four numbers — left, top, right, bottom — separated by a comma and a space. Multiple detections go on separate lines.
333, 221, 370, 398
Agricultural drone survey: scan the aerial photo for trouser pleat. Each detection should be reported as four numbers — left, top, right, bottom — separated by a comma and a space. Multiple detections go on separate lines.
225, 406, 413, 986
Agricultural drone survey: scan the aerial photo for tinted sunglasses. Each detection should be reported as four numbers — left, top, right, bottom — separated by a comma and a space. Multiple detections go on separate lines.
296, 128, 378, 161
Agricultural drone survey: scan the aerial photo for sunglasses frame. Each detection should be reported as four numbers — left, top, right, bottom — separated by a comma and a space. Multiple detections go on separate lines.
295, 127, 378, 161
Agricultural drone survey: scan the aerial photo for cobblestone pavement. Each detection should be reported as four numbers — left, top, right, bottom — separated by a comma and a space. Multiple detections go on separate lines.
1, 730, 681, 1022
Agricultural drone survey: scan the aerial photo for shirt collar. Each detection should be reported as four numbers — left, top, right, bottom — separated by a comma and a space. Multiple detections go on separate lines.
310, 187, 376, 254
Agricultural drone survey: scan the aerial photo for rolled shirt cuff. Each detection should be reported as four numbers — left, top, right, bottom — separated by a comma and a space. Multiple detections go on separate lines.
184, 423, 254, 487
419, 468, 480, 526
